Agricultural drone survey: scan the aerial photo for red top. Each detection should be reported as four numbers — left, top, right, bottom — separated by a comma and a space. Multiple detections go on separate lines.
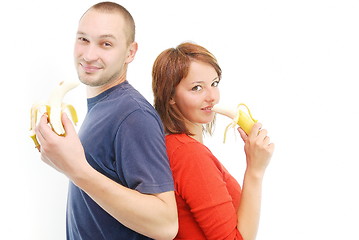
166, 134, 243, 240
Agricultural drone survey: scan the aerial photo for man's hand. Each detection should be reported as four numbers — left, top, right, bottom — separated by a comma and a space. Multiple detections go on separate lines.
35, 112, 88, 178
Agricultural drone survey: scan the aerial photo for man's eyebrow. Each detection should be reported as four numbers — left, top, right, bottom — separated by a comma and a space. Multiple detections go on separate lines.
76, 31, 116, 40
76, 31, 86, 36
98, 34, 117, 40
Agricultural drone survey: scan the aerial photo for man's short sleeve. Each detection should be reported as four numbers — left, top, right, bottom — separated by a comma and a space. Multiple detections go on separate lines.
115, 109, 174, 194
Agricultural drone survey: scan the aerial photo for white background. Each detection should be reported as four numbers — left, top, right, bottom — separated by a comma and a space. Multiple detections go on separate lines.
1, 0, 358, 239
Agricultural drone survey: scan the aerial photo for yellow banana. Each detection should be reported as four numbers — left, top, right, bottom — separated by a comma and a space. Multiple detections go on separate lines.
29, 81, 80, 150
212, 103, 257, 142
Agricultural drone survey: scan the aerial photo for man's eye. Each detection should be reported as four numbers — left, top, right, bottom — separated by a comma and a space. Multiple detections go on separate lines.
78, 37, 89, 42
192, 85, 203, 91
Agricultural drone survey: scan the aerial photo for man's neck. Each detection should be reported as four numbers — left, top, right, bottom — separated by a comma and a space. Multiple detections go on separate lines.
86, 78, 126, 98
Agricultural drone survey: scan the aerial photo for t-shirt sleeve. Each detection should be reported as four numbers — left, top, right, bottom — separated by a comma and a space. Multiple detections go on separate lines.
171, 142, 243, 240
115, 109, 174, 194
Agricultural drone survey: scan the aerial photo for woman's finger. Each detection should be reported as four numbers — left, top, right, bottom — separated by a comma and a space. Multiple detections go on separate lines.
249, 122, 262, 138
237, 127, 248, 141
263, 136, 271, 145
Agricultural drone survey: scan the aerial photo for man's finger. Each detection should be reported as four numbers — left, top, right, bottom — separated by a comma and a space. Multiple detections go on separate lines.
62, 112, 76, 137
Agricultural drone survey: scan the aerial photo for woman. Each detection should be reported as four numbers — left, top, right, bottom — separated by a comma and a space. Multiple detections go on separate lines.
152, 42, 274, 240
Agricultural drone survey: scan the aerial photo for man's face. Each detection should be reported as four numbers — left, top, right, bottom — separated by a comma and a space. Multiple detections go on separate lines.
74, 9, 132, 88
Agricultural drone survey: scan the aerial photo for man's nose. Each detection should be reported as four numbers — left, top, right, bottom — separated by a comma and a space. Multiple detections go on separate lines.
83, 44, 99, 62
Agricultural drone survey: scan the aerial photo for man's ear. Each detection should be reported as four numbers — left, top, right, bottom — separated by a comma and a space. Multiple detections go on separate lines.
126, 42, 138, 64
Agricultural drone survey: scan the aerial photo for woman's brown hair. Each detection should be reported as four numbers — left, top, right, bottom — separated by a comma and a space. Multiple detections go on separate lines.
152, 42, 222, 135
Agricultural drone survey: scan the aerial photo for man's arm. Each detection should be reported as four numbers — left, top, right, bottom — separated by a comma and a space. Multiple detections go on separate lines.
35, 113, 178, 240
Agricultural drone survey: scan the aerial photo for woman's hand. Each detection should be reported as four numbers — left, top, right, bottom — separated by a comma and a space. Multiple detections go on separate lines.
236, 123, 275, 239
238, 122, 274, 178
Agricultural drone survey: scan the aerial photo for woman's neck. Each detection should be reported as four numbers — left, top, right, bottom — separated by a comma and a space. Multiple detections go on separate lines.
188, 124, 203, 143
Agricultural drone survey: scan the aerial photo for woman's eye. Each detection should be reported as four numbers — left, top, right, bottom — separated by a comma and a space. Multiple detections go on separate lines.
192, 85, 203, 91
103, 42, 112, 47
212, 80, 220, 87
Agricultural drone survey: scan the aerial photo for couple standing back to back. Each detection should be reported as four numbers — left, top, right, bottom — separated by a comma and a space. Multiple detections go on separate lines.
35, 2, 274, 239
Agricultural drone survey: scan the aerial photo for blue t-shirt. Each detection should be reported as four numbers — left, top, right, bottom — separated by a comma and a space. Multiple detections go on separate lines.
66, 81, 174, 240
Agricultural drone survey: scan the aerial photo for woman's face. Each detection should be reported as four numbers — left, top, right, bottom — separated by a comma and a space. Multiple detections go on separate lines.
171, 60, 220, 131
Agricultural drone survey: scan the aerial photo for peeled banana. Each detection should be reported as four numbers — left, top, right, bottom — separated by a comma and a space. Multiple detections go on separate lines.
212, 103, 258, 142
29, 81, 80, 150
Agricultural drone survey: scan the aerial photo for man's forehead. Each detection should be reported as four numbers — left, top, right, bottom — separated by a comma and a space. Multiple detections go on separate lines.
79, 9, 125, 28
77, 11, 125, 38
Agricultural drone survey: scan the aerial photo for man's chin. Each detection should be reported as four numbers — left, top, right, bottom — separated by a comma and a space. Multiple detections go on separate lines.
78, 73, 95, 85
79, 76, 109, 87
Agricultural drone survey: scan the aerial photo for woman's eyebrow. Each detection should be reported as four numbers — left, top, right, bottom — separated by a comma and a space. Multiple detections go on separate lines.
191, 76, 219, 85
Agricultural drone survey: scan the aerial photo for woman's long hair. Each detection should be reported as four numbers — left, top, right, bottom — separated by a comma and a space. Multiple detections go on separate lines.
152, 42, 222, 135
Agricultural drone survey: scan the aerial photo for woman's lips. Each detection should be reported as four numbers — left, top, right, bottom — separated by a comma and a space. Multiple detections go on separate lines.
201, 106, 213, 112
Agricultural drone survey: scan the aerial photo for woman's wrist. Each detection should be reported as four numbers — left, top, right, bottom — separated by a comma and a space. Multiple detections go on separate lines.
244, 168, 266, 182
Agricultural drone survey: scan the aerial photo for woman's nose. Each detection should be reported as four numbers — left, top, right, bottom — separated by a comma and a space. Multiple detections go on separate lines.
205, 88, 218, 103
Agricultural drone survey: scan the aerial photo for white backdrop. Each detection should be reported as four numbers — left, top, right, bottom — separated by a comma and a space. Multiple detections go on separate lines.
1, 0, 358, 239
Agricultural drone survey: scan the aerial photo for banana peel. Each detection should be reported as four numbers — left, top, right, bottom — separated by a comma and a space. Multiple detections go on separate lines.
212, 103, 257, 143
29, 81, 80, 150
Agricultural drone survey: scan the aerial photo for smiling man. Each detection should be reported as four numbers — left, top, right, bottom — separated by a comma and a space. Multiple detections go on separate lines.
35, 2, 178, 239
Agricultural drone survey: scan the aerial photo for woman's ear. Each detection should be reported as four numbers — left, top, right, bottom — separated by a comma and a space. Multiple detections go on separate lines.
169, 98, 176, 105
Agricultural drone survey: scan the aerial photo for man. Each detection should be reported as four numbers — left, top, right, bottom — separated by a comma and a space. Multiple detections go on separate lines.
35, 2, 178, 239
